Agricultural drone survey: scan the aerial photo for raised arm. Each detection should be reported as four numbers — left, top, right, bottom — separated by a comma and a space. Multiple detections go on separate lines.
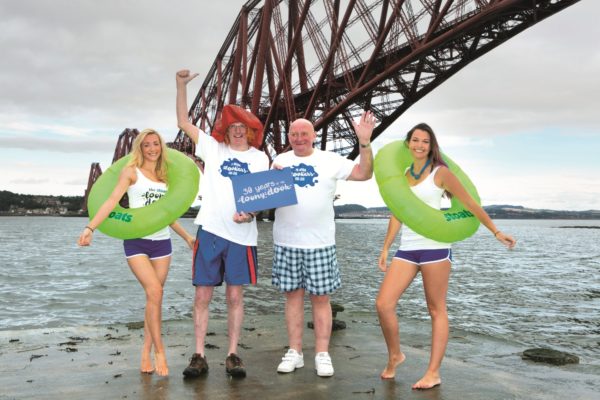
378, 214, 402, 272
78, 167, 136, 246
437, 167, 516, 248
176, 69, 201, 144
348, 110, 376, 181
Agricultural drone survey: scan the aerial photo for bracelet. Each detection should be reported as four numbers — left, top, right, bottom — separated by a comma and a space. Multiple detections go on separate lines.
85, 226, 94, 233
493, 230, 500, 237
360, 142, 371, 148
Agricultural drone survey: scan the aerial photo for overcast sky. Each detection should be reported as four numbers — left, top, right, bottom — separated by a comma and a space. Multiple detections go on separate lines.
1, 0, 599, 211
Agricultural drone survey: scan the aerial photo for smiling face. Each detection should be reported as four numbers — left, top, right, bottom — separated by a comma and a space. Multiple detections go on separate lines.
407, 128, 431, 161
288, 119, 316, 157
226, 122, 249, 150
141, 133, 162, 162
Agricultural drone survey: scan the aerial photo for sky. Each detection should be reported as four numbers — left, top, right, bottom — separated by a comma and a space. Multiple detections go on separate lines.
1, 0, 599, 211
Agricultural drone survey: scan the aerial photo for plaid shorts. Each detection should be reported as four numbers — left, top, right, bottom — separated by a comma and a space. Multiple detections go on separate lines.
272, 245, 341, 295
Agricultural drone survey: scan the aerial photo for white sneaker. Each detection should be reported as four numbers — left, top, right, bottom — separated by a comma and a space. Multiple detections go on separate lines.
315, 352, 334, 377
277, 349, 304, 373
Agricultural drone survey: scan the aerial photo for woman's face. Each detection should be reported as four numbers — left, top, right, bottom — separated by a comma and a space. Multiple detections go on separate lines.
141, 133, 162, 162
408, 129, 431, 160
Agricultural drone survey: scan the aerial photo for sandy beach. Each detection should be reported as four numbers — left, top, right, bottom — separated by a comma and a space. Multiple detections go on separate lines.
1, 312, 597, 400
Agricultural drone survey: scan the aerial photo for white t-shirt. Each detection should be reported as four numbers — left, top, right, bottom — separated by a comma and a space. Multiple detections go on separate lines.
194, 130, 269, 246
273, 149, 355, 248
399, 166, 450, 250
127, 168, 170, 240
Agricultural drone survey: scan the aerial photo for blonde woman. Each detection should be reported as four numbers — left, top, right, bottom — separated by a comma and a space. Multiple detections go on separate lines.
78, 129, 195, 376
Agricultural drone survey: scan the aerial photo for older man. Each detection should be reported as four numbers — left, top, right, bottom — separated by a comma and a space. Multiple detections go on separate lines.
272, 112, 376, 377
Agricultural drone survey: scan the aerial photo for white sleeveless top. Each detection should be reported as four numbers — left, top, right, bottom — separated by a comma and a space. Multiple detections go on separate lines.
127, 168, 170, 240
399, 166, 450, 250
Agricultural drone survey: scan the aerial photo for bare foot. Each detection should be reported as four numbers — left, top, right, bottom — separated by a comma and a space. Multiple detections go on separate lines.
154, 352, 169, 376
412, 371, 441, 390
380, 352, 406, 379
140, 352, 154, 374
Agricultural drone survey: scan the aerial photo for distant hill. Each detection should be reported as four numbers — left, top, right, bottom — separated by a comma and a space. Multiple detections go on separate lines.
1, 190, 598, 219
0, 190, 84, 216
335, 203, 600, 220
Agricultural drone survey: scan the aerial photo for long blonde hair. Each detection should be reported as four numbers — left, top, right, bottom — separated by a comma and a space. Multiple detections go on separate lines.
128, 128, 169, 183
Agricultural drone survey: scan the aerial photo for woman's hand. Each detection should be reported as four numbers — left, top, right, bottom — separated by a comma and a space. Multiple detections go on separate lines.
378, 249, 389, 272
495, 231, 517, 249
78, 227, 93, 246
184, 234, 195, 250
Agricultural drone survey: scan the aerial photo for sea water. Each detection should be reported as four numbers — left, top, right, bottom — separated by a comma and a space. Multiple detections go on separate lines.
0, 217, 598, 364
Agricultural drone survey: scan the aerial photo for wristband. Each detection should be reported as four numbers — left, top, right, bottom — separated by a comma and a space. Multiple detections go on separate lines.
85, 226, 94, 233
360, 142, 371, 148
493, 230, 500, 237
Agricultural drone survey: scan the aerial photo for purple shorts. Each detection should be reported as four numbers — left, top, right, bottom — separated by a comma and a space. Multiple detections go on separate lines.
123, 238, 172, 260
393, 248, 452, 265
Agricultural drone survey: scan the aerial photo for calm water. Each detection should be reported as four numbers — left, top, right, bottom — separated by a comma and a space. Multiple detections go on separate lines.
1, 217, 599, 363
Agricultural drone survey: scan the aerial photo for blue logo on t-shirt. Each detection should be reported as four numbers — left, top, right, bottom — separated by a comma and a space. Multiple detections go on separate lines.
290, 163, 319, 187
220, 158, 251, 177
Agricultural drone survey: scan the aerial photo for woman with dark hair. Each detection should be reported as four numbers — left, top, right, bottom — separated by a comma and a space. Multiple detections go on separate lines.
376, 123, 516, 389
78, 129, 195, 376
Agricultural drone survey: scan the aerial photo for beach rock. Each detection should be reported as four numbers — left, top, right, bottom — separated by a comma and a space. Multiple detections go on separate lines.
521, 348, 579, 365
331, 303, 345, 318
307, 319, 347, 331
332, 319, 346, 331
308, 302, 347, 331
125, 321, 144, 330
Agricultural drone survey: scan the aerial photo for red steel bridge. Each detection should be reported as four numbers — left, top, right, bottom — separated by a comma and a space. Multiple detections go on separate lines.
84, 0, 581, 208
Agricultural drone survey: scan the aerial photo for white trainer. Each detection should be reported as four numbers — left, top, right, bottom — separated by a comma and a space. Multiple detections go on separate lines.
315, 352, 334, 377
277, 349, 304, 373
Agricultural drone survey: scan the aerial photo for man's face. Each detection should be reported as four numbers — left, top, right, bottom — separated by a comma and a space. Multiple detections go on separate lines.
226, 122, 248, 148
288, 119, 316, 156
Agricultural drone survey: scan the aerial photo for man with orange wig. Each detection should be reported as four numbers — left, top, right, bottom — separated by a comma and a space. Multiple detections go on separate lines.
176, 70, 269, 379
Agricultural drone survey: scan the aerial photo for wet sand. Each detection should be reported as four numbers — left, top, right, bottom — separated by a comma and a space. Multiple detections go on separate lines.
1, 312, 598, 400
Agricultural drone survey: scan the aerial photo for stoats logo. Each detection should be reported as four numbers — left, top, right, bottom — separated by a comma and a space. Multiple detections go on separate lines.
290, 163, 319, 187
220, 158, 251, 177
443, 209, 474, 222
109, 211, 133, 223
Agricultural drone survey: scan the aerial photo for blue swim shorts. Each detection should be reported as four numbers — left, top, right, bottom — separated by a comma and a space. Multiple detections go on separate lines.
393, 248, 452, 265
192, 227, 258, 286
123, 238, 172, 260
272, 245, 341, 295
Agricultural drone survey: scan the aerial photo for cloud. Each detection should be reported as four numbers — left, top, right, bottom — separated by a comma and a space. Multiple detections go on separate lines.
10, 177, 49, 184
0, 136, 115, 153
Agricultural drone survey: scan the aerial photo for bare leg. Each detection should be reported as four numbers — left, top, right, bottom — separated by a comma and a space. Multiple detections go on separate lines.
285, 289, 305, 353
128, 255, 170, 376
310, 294, 332, 353
412, 260, 451, 390
375, 259, 418, 379
226, 285, 244, 355
141, 316, 153, 373
193, 286, 215, 356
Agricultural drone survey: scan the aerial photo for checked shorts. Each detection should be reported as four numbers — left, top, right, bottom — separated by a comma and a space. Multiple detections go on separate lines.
272, 244, 341, 295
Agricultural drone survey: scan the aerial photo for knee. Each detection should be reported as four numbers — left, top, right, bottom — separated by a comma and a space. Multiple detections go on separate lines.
227, 291, 243, 309
194, 289, 212, 308
146, 285, 163, 304
427, 304, 447, 320
310, 294, 330, 307
375, 296, 395, 314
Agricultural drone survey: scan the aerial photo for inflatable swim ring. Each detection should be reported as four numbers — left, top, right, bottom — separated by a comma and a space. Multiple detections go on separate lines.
87, 148, 200, 239
374, 140, 480, 243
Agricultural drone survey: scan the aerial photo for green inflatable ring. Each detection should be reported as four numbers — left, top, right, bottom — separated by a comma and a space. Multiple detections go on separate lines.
374, 140, 480, 243
87, 148, 200, 240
